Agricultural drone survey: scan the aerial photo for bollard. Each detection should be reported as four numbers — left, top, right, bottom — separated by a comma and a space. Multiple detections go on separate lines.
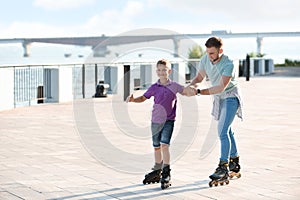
94, 81, 109, 98
37, 85, 44, 104
246, 54, 250, 81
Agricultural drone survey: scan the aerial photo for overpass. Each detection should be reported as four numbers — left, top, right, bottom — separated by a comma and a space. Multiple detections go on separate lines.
1, 31, 300, 57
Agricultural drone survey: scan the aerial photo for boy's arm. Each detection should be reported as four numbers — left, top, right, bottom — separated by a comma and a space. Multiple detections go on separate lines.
126, 94, 147, 103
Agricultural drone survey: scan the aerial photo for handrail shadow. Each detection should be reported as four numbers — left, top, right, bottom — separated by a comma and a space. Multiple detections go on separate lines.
47, 180, 211, 200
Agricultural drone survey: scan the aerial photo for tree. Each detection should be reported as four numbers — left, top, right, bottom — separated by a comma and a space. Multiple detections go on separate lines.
186, 45, 204, 82
248, 51, 266, 58
188, 45, 204, 59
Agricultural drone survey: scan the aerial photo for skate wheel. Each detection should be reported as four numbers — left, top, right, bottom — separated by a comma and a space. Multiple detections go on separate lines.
214, 183, 218, 186
161, 183, 170, 190
225, 180, 229, 185
143, 180, 146, 185
209, 181, 213, 187
237, 173, 241, 178
220, 182, 224, 186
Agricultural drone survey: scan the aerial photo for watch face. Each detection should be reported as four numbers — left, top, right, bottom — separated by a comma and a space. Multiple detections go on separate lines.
197, 89, 201, 95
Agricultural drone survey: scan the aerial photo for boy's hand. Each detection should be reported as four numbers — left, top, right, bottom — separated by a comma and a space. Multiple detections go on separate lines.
189, 87, 197, 96
126, 94, 134, 103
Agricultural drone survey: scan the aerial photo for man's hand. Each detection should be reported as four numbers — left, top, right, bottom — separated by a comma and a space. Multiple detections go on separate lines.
182, 86, 197, 96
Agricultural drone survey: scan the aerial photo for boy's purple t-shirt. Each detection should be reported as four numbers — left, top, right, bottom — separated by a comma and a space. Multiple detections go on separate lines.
143, 79, 184, 123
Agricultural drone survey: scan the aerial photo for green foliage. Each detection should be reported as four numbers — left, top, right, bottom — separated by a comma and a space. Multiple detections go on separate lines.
248, 52, 266, 58
284, 59, 300, 66
186, 45, 204, 82
276, 59, 300, 66
188, 45, 204, 59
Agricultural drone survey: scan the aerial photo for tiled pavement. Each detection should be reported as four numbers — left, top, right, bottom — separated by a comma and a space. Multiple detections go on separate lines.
0, 74, 300, 199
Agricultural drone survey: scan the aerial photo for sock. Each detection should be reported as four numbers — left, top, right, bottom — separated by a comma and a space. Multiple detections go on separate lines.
152, 162, 163, 170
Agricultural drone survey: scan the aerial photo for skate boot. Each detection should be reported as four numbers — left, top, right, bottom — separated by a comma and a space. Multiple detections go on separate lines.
229, 156, 241, 179
208, 160, 229, 187
143, 169, 162, 184
160, 165, 171, 190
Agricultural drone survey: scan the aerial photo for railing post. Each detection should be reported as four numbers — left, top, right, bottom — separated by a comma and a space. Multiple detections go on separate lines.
246, 54, 250, 81
95, 64, 98, 88
82, 64, 85, 98
13, 66, 16, 108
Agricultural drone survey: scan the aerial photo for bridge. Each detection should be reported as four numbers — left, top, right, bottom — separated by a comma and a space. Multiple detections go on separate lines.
1, 31, 300, 57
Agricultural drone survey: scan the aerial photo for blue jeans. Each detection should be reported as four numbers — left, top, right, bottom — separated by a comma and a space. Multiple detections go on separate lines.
151, 120, 174, 148
218, 97, 240, 163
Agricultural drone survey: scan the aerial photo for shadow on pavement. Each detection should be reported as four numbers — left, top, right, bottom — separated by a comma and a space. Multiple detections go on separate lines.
48, 180, 211, 200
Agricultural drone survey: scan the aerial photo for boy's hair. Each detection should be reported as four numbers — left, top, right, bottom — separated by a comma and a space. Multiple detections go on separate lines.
156, 59, 171, 69
205, 37, 223, 49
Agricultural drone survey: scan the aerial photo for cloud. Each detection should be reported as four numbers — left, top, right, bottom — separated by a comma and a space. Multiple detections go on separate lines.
123, 1, 144, 16
33, 0, 96, 10
147, 0, 300, 32
0, 22, 68, 38
2, 0, 299, 39
0, 1, 145, 38
81, 1, 145, 35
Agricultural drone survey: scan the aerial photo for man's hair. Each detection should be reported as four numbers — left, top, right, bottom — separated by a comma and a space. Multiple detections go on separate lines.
205, 37, 223, 49
156, 59, 171, 68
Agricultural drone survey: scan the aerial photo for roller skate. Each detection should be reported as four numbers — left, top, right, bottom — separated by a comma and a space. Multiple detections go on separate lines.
208, 161, 230, 187
160, 165, 171, 190
229, 156, 241, 179
143, 169, 162, 185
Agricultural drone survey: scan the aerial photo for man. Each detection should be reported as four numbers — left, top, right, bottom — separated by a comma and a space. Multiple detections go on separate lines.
190, 37, 243, 186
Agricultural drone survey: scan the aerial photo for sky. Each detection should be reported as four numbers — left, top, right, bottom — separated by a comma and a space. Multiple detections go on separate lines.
1, 0, 299, 37
0, 0, 300, 63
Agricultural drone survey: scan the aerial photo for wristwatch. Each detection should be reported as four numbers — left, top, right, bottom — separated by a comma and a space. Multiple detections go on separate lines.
197, 89, 201, 96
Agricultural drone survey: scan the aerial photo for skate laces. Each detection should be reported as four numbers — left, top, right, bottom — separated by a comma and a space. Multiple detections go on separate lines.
215, 163, 228, 173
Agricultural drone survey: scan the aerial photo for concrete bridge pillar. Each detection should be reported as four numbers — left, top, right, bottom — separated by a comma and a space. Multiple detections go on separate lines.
256, 37, 263, 56
22, 41, 31, 57
172, 38, 180, 57
93, 46, 110, 57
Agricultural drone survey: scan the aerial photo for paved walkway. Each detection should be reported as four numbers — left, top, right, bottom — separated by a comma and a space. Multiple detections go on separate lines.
0, 73, 300, 199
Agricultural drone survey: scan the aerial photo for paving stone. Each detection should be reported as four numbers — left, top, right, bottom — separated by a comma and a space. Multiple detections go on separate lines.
0, 77, 299, 199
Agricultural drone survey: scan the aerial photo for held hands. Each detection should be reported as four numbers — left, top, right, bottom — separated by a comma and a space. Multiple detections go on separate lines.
183, 86, 198, 96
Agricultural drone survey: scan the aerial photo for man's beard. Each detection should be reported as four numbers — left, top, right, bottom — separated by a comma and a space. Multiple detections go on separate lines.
213, 55, 219, 62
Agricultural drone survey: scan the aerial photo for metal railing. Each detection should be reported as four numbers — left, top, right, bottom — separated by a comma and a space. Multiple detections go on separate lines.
2, 61, 191, 108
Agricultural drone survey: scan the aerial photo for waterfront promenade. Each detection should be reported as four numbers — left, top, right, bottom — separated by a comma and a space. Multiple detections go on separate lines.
0, 68, 300, 199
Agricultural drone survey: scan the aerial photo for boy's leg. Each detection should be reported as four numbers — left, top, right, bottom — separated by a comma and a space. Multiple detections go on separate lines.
159, 120, 174, 189
142, 123, 164, 185
161, 144, 170, 165
151, 122, 163, 164
159, 120, 174, 165
154, 147, 163, 169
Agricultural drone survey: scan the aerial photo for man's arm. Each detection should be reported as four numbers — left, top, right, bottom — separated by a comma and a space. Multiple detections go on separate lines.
198, 75, 231, 95
189, 69, 206, 86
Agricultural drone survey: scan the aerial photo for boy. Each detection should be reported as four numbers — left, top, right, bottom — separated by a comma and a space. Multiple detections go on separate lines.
126, 59, 195, 189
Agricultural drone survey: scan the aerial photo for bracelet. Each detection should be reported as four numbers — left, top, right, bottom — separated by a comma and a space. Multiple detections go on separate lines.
197, 89, 201, 96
